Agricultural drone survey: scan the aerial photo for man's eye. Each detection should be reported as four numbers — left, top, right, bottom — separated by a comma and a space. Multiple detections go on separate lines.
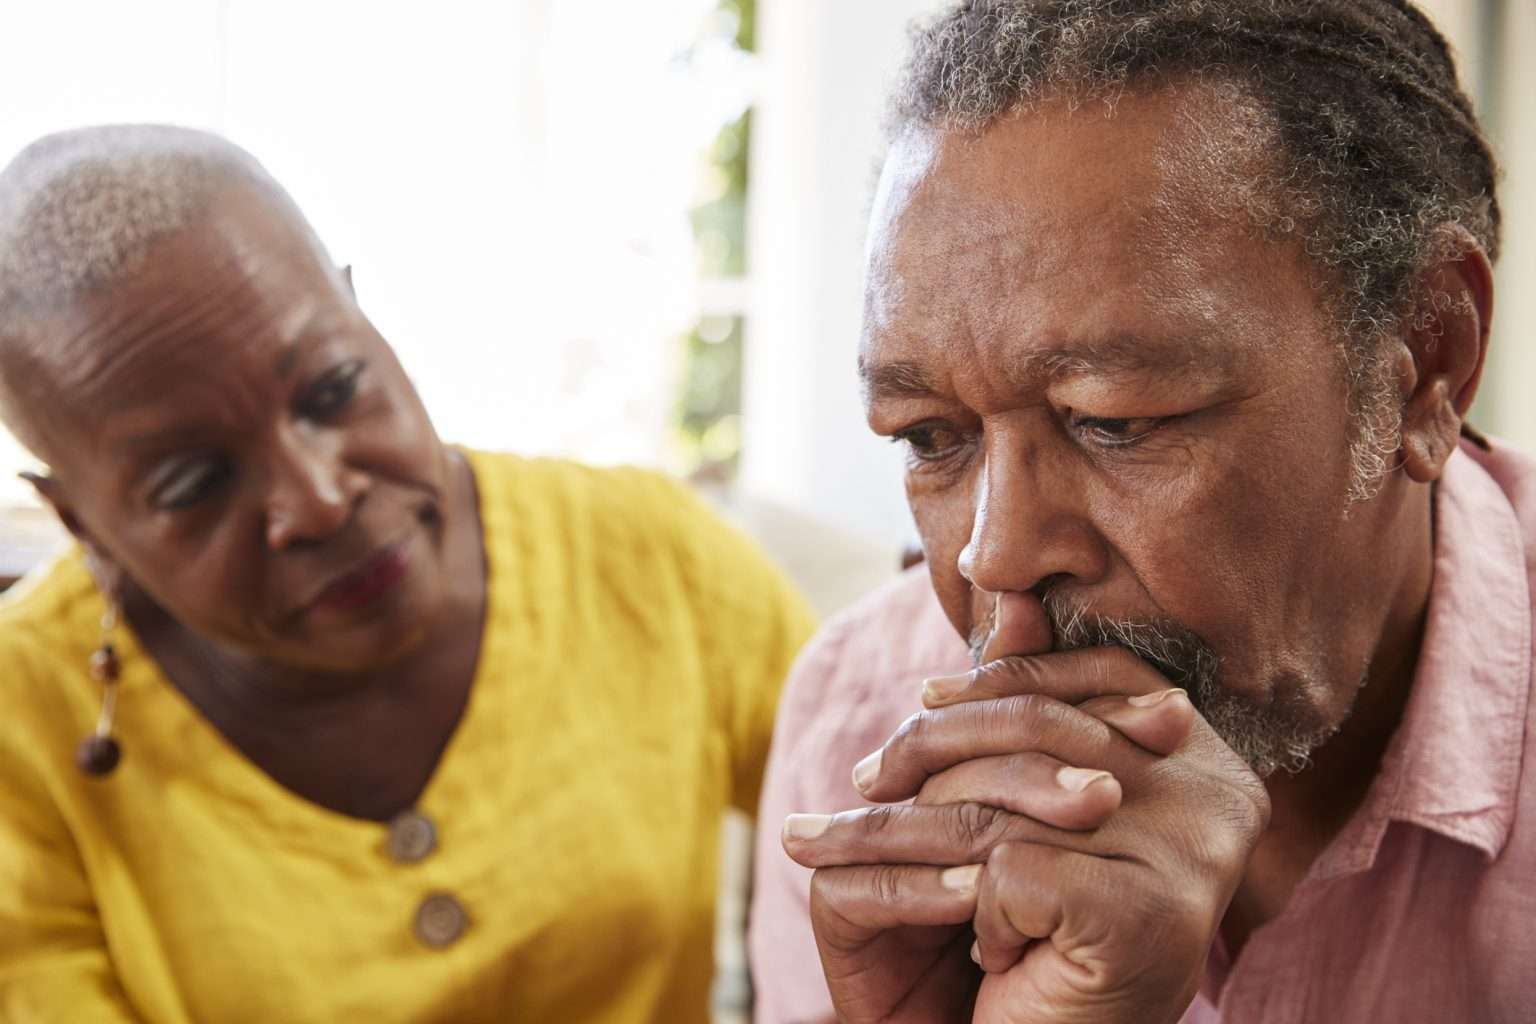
892, 422, 967, 462
299, 360, 365, 420
1071, 415, 1166, 447
151, 456, 233, 510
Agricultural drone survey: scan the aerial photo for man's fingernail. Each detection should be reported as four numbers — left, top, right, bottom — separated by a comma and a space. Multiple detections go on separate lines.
852, 749, 883, 792
1056, 766, 1113, 792
941, 864, 982, 894
921, 673, 969, 703
783, 813, 833, 840
1128, 688, 1187, 708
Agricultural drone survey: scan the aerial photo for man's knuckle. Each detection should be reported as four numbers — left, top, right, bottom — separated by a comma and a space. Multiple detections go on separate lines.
1187, 824, 1242, 875
1077, 694, 1122, 719
888, 710, 929, 756
950, 801, 1007, 853
994, 656, 1042, 694
1241, 776, 1273, 833
971, 661, 1008, 695
808, 868, 841, 910
869, 864, 907, 905
1187, 782, 1265, 872
1002, 693, 1052, 740
1016, 691, 1111, 755
985, 838, 1030, 875
861, 804, 899, 837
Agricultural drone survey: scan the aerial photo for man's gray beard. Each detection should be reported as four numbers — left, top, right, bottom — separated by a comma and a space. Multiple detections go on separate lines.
970, 591, 1350, 778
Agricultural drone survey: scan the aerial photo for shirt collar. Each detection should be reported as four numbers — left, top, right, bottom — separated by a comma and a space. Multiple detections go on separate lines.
1314, 442, 1531, 878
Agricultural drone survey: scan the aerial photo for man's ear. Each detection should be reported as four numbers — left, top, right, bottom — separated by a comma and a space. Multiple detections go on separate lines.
20, 471, 127, 594
1397, 227, 1494, 484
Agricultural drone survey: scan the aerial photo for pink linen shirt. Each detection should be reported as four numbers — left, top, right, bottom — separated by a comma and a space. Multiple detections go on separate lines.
750, 438, 1536, 1023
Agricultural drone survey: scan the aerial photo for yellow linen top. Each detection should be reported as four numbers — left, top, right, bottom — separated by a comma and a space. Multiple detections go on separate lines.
0, 450, 816, 1023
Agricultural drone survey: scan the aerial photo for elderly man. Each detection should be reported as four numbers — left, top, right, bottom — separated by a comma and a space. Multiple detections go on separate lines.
751, 1, 1533, 1022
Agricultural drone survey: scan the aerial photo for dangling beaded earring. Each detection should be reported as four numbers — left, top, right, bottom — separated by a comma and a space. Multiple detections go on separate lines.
77, 603, 123, 777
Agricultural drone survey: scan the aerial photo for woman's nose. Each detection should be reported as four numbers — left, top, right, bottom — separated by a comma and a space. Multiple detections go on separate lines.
263, 430, 368, 550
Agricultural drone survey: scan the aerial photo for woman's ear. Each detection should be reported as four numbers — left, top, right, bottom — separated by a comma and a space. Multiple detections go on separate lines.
21, 470, 86, 538
1397, 228, 1494, 484
21, 470, 128, 597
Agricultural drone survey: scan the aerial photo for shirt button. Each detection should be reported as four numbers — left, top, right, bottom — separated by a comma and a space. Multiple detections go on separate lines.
387, 810, 437, 864
414, 892, 469, 949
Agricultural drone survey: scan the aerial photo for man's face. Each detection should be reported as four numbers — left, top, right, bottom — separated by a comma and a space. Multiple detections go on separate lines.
22, 187, 456, 673
861, 91, 1419, 773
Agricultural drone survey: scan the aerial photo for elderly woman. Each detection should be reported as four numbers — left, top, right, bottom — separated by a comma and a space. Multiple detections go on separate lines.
0, 125, 814, 1022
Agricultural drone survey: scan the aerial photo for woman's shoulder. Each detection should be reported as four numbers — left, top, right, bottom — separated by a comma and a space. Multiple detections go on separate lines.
462, 448, 789, 621
0, 547, 98, 659
0, 550, 100, 764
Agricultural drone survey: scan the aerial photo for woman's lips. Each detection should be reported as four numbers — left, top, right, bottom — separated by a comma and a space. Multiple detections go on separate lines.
311, 540, 411, 614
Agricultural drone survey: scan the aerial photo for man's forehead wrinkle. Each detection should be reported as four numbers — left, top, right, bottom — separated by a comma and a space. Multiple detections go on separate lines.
863, 94, 1268, 406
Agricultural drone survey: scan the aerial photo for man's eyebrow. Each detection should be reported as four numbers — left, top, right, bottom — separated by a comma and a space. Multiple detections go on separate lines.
861, 332, 1234, 400
859, 359, 938, 399
1023, 332, 1233, 380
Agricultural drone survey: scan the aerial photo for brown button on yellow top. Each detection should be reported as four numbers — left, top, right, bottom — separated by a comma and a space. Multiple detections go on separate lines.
387, 810, 437, 864
414, 892, 469, 949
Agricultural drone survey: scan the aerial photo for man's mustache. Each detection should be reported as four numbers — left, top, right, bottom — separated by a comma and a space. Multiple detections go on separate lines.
965, 591, 1341, 779
969, 590, 1219, 692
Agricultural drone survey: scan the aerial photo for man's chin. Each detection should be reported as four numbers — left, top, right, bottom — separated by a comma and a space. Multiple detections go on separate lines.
1197, 672, 1357, 779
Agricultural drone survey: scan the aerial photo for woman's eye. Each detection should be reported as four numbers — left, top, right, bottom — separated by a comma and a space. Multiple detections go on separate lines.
1071, 415, 1166, 447
151, 456, 233, 510
299, 360, 365, 420
892, 422, 968, 463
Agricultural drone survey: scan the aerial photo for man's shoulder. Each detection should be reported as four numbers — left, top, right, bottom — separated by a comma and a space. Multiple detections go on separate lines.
776, 567, 970, 737
1458, 438, 1536, 581
817, 565, 970, 675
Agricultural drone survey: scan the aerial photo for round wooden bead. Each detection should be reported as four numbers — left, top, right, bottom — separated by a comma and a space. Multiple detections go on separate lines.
90, 646, 120, 682
76, 735, 122, 776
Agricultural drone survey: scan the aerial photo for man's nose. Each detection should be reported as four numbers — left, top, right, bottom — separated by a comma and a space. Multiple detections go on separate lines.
263, 427, 369, 550
956, 437, 1107, 594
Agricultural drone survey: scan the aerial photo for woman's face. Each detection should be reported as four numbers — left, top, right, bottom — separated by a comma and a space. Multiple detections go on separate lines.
23, 187, 459, 673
